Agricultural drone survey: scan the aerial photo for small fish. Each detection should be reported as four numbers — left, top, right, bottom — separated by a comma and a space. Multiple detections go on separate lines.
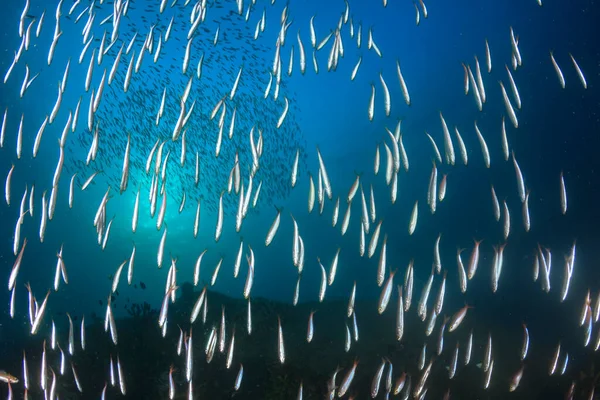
277, 315, 285, 364
215, 191, 224, 242
499, 81, 518, 128
433, 234, 442, 273
417, 267, 434, 321
427, 161, 438, 214
368, 221, 382, 258
521, 324, 529, 360
453, 127, 468, 166
380, 73, 391, 116
425, 132, 442, 164
318, 259, 327, 302
404, 260, 414, 312
550, 51, 565, 88
483, 358, 494, 390
505, 65, 521, 110
368, 83, 375, 121
560, 171, 567, 214
509, 27, 522, 66
396, 60, 411, 106
502, 201, 511, 240
474, 121, 490, 167
291, 149, 299, 187
474, 56, 486, 103
351, 57, 362, 81
338, 359, 359, 397
0, 371, 18, 384
396, 285, 404, 341
328, 248, 341, 286
440, 113, 455, 165
448, 342, 459, 379
467, 64, 483, 111
374, 144, 380, 175
306, 310, 315, 343
378, 269, 397, 314
483, 333, 493, 373
522, 191, 531, 232
462, 63, 470, 95
277, 97, 289, 129
265, 206, 282, 246
569, 53, 587, 89
509, 365, 524, 392
371, 358, 386, 398
434, 270, 447, 315
408, 201, 418, 235
234, 364, 243, 391
448, 304, 473, 332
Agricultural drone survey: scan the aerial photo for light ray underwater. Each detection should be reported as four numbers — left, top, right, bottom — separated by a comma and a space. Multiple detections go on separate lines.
1, 0, 600, 399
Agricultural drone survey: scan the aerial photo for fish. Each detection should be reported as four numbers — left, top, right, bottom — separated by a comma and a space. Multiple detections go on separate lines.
157, 225, 167, 268
520, 323, 530, 361
509, 364, 524, 392
308, 173, 315, 213
306, 310, 315, 343
351, 57, 362, 81
371, 358, 387, 398
499, 80, 518, 128
425, 132, 442, 164
569, 53, 587, 89
483, 358, 494, 390
277, 97, 289, 128
215, 191, 224, 242
337, 359, 358, 397
469, 58, 485, 102
502, 200, 511, 240
368, 83, 375, 121
378, 269, 397, 314
234, 364, 243, 391
511, 151, 526, 202
368, 220, 382, 258
467, 64, 483, 111
522, 191, 531, 232
448, 304, 472, 332
462, 63, 470, 95
380, 73, 391, 116
31, 290, 50, 335
474, 121, 490, 168
560, 171, 567, 214
490, 185, 501, 221
417, 267, 434, 321
408, 201, 418, 235
505, 65, 521, 109
5, 164, 14, 206
328, 248, 341, 286
277, 315, 285, 364
454, 126, 468, 165
440, 111, 455, 165
550, 51, 565, 88
433, 234, 443, 274
427, 161, 438, 214
374, 144, 381, 175
316, 147, 332, 199
0, 371, 18, 384
509, 27, 522, 66
318, 258, 327, 302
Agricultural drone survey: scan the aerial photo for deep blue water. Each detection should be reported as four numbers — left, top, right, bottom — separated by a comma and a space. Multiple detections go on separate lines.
1, 0, 600, 399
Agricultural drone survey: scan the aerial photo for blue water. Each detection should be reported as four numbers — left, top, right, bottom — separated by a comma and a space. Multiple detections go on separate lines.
1, 0, 600, 398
